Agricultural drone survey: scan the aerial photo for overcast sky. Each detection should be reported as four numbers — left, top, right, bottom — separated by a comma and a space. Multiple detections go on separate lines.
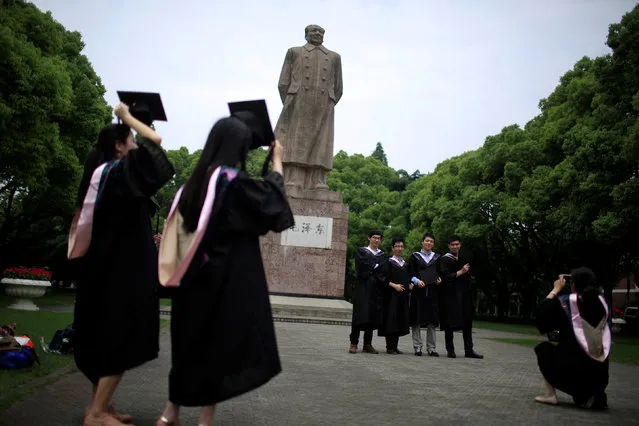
32, 0, 637, 174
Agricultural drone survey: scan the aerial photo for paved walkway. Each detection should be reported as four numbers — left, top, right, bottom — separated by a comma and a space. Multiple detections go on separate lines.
3, 324, 639, 425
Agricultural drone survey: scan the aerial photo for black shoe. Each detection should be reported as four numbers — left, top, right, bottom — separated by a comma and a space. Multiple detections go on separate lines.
395, 349, 403, 355
428, 351, 439, 357
447, 351, 456, 358
465, 350, 484, 359
414, 350, 422, 356
386, 349, 399, 354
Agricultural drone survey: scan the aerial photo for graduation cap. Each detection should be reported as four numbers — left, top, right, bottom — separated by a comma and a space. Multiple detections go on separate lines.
117, 91, 167, 125
228, 99, 274, 150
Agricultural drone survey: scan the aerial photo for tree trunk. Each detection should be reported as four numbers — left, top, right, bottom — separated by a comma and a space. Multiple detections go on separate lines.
497, 276, 508, 319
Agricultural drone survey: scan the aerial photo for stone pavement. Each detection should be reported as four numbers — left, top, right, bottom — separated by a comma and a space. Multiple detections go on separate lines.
3, 324, 639, 425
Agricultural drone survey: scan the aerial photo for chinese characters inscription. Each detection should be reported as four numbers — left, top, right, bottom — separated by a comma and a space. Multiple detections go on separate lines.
281, 215, 333, 249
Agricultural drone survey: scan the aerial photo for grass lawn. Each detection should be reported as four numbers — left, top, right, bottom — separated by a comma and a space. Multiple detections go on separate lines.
488, 337, 543, 348
487, 336, 639, 365
474, 320, 539, 335
0, 308, 75, 414
0, 291, 170, 414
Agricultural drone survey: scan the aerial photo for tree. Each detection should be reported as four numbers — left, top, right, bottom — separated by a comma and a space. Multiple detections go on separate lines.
0, 1, 111, 271
327, 150, 413, 299
370, 142, 388, 166
246, 147, 270, 177
405, 4, 639, 318
149, 146, 272, 234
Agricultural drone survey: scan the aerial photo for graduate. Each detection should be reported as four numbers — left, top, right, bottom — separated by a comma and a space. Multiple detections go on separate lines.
156, 100, 294, 426
379, 236, 411, 354
437, 235, 483, 359
534, 268, 610, 409
69, 92, 175, 426
408, 233, 441, 356
349, 229, 387, 354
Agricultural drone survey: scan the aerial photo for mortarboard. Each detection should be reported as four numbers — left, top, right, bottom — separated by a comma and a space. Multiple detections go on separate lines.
228, 99, 274, 150
117, 91, 167, 125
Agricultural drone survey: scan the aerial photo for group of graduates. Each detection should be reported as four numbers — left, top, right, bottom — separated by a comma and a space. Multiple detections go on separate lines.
348, 229, 613, 410
349, 230, 484, 359
68, 93, 293, 426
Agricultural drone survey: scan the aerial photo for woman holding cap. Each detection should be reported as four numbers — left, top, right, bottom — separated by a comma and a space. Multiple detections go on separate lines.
156, 103, 293, 426
70, 100, 174, 426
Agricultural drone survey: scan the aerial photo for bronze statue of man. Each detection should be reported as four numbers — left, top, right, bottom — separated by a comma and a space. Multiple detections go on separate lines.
274, 24, 343, 190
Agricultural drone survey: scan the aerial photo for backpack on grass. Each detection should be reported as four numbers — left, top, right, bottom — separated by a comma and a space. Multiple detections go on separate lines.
0, 335, 39, 369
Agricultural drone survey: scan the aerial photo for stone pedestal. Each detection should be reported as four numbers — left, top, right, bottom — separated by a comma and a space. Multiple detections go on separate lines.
261, 188, 348, 298
2, 278, 51, 311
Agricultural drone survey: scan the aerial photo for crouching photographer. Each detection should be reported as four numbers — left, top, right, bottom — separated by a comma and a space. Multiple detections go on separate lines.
533, 268, 610, 409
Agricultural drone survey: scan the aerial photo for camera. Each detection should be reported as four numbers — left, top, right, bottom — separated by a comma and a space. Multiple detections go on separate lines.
562, 274, 572, 283
547, 330, 560, 343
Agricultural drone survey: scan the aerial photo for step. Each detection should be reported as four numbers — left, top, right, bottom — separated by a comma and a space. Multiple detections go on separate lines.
160, 307, 350, 327
160, 305, 352, 320
273, 315, 351, 326
270, 304, 351, 320
160, 295, 354, 321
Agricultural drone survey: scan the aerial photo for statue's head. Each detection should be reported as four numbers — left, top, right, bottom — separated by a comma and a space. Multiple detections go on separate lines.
305, 25, 325, 46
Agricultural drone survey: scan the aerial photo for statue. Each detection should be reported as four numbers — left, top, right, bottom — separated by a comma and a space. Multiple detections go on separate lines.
274, 24, 343, 191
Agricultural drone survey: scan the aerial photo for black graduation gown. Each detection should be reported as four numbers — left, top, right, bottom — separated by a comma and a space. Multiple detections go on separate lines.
73, 138, 175, 384
534, 297, 609, 404
378, 258, 410, 337
352, 248, 387, 329
437, 253, 473, 331
169, 171, 294, 407
408, 252, 440, 327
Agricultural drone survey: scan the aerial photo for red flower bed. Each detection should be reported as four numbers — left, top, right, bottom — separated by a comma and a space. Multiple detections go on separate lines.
2, 266, 52, 281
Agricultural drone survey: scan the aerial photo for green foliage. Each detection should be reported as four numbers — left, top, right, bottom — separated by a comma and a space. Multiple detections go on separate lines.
150, 147, 200, 232
149, 147, 271, 231
327, 148, 421, 298
370, 142, 388, 166
3, 1, 639, 320
0, 1, 111, 269
147, 1, 639, 311
403, 4, 639, 318
246, 148, 270, 178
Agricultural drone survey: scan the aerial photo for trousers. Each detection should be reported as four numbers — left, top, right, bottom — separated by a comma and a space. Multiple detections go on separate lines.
444, 327, 473, 353
411, 324, 437, 353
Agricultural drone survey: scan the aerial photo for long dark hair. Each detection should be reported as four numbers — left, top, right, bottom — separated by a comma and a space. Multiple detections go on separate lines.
77, 123, 130, 206
571, 267, 605, 325
572, 267, 598, 299
178, 117, 252, 233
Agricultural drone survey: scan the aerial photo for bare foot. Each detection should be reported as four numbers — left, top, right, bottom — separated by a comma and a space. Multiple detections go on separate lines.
83, 412, 128, 426
535, 394, 558, 405
85, 406, 132, 423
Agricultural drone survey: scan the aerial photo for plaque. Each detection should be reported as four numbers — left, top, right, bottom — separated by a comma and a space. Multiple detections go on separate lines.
280, 215, 333, 249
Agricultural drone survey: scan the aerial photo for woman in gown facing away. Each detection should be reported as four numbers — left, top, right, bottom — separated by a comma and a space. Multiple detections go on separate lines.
156, 116, 294, 426
534, 267, 610, 409
72, 102, 175, 426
